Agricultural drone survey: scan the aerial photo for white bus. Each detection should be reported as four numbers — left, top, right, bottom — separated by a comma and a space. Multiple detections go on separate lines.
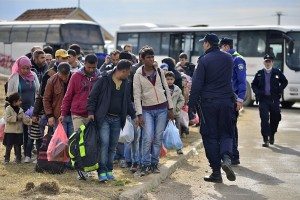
116, 24, 300, 108
0, 20, 105, 75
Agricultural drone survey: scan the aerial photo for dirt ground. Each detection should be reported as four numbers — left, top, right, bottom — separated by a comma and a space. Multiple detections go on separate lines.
0, 78, 201, 200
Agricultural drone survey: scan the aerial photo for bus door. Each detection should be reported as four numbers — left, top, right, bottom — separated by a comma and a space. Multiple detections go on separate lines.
266, 31, 284, 71
169, 33, 194, 62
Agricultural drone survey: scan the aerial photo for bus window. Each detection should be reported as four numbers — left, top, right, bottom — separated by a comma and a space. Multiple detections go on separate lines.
116, 33, 138, 55
267, 31, 284, 71
0, 25, 11, 43
27, 25, 48, 42
286, 32, 300, 71
161, 33, 170, 55
193, 32, 208, 56
46, 25, 60, 43
10, 25, 29, 42
238, 31, 266, 57
139, 33, 161, 54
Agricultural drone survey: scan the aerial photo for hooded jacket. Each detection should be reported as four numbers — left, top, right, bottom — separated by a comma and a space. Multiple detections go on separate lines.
61, 67, 100, 117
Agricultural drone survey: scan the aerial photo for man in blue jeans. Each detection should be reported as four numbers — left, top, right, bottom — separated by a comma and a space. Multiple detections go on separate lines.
133, 46, 174, 176
87, 59, 136, 182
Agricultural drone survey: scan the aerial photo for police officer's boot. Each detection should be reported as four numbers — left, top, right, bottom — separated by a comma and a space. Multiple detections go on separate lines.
262, 136, 269, 147
221, 154, 236, 181
204, 170, 222, 183
269, 134, 275, 145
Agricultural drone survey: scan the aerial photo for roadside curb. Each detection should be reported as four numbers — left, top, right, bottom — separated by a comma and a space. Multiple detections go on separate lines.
119, 139, 203, 200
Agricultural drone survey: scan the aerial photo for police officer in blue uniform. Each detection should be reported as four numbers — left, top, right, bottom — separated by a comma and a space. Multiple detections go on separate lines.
189, 33, 236, 183
251, 54, 288, 147
219, 38, 246, 165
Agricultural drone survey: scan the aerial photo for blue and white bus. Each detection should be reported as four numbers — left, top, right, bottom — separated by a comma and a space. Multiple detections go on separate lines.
116, 24, 300, 108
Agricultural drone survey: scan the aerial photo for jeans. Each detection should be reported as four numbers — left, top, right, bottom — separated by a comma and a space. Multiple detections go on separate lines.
62, 115, 74, 137
141, 108, 168, 166
25, 138, 42, 158
115, 143, 125, 160
98, 115, 121, 174
124, 125, 141, 164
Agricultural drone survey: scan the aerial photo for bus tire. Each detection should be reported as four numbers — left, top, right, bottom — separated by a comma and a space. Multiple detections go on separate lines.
243, 81, 254, 107
281, 101, 295, 109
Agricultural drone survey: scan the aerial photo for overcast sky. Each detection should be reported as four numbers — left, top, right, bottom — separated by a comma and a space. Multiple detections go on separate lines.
0, 0, 299, 35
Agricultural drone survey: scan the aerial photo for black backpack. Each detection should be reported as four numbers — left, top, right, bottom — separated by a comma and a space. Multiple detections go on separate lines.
35, 126, 66, 174
68, 121, 99, 172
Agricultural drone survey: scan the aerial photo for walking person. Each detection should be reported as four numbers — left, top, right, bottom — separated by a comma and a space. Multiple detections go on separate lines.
3, 93, 32, 164
219, 37, 247, 165
87, 59, 136, 182
251, 54, 288, 147
189, 33, 236, 183
133, 46, 174, 176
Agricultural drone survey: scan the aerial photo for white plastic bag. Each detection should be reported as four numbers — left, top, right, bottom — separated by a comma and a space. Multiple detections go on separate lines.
0, 117, 5, 141
163, 120, 183, 150
119, 117, 134, 143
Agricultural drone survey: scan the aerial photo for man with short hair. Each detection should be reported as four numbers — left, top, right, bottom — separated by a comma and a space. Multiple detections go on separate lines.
176, 53, 195, 77
32, 50, 47, 82
68, 49, 83, 72
87, 59, 136, 182
99, 50, 120, 72
134, 46, 174, 176
45, 53, 53, 66
43, 62, 73, 136
251, 54, 288, 147
219, 37, 247, 165
60, 54, 100, 132
189, 33, 236, 183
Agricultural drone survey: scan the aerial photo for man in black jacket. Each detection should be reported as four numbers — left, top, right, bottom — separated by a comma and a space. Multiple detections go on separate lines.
87, 59, 136, 182
251, 54, 288, 147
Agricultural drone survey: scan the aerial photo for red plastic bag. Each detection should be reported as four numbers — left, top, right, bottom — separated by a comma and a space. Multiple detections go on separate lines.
160, 144, 168, 157
0, 118, 5, 141
47, 122, 69, 162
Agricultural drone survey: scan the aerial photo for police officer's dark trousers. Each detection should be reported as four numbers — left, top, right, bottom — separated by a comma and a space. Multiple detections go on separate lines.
259, 96, 281, 141
232, 103, 239, 161
200, 98, 234, 172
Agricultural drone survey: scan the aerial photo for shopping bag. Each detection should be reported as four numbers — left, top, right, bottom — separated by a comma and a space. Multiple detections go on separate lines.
119, 117, 134, 143
179, 109, 189, 129
160, 144, 168, 157
0, 118, 5, 141
163, 120, 183, 150
47, 122, 69, 162
25, 106, 34, 117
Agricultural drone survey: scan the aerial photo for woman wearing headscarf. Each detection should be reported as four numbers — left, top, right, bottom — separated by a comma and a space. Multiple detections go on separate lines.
7, 56, 40, 157
162, 57, 183, 90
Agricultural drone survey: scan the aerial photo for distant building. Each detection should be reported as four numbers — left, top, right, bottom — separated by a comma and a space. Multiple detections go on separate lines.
15, 7, 113, 41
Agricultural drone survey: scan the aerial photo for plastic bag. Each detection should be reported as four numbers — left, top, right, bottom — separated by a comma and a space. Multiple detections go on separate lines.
179, 109, 189, 129
25, 106, 34, 117
47, 122, 69, 162
163, 120, 183, 150
119, 117, 134, 143
0, 118, 5, 141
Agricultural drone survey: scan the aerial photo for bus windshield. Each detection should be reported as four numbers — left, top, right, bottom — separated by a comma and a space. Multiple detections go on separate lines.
61, 24, 104, 45
286, 32, 300, 71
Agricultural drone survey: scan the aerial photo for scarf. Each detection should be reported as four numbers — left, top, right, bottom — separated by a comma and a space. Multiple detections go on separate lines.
10, 56, 35, 82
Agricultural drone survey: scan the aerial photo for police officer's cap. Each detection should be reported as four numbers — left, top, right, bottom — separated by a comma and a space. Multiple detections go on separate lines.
264, 54, 274, 61
199, 33, 219, 46
219, 37, 233, 47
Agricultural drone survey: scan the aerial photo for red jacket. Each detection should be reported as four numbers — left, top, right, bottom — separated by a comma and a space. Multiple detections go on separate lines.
61, 68, 100, 117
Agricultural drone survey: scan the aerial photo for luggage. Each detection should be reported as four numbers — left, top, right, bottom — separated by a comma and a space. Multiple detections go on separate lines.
35, 126, 67, 174
68, 121, 99, 172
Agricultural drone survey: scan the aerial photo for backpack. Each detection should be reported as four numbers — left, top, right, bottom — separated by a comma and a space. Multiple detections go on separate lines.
35, 126, 67, 174
68, 121, 99, 172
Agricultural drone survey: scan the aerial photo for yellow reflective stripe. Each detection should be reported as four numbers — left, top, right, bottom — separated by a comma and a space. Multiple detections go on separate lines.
83, 163, 99, 172
79, 124, 86, 157
68, 140, 75, 159
79, 145, 86, 157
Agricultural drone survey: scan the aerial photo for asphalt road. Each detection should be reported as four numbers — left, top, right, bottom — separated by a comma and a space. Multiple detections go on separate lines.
144, 105, 300, 200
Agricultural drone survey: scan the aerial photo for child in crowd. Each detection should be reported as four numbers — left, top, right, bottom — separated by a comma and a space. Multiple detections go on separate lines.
165, 71, 185, 154
3, 93, 32, 164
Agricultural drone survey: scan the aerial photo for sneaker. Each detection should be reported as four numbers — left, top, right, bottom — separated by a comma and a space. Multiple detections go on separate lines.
119, 159, 127, 168
262, 141, 269, 147
98, 173, 108, 182
3, 160, 9, 165
106, 171, 115, 180
24, 156, 32, 163
77, 171, 88, 180
269, 135, 275, 145
177, 149, 183, 155
130, 163, 139, 173
32, 159, 37, 164
140, 165, 151, 176
151, 164, 160, 174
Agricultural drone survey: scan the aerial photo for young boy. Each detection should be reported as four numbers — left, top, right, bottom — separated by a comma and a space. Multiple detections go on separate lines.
165, 71, 185, 154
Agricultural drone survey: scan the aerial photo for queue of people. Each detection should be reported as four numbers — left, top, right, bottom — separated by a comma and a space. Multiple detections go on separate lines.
1, 36, 288, 184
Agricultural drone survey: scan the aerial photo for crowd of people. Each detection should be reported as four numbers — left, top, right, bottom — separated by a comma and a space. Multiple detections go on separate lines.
1, 34, 288, 183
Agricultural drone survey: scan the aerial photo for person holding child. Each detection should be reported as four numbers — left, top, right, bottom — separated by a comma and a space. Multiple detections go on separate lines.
3, 93, 32, 164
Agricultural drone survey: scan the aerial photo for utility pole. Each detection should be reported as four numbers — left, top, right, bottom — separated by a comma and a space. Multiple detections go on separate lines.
78, 0, 80, 8
276, 12, 282, 25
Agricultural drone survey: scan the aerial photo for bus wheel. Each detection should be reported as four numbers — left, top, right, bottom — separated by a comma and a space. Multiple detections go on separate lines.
281, 101, 295, 109
243, 82, 254, 107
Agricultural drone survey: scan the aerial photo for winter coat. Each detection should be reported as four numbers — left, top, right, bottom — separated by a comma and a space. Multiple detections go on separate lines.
4, 105, 32, 134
